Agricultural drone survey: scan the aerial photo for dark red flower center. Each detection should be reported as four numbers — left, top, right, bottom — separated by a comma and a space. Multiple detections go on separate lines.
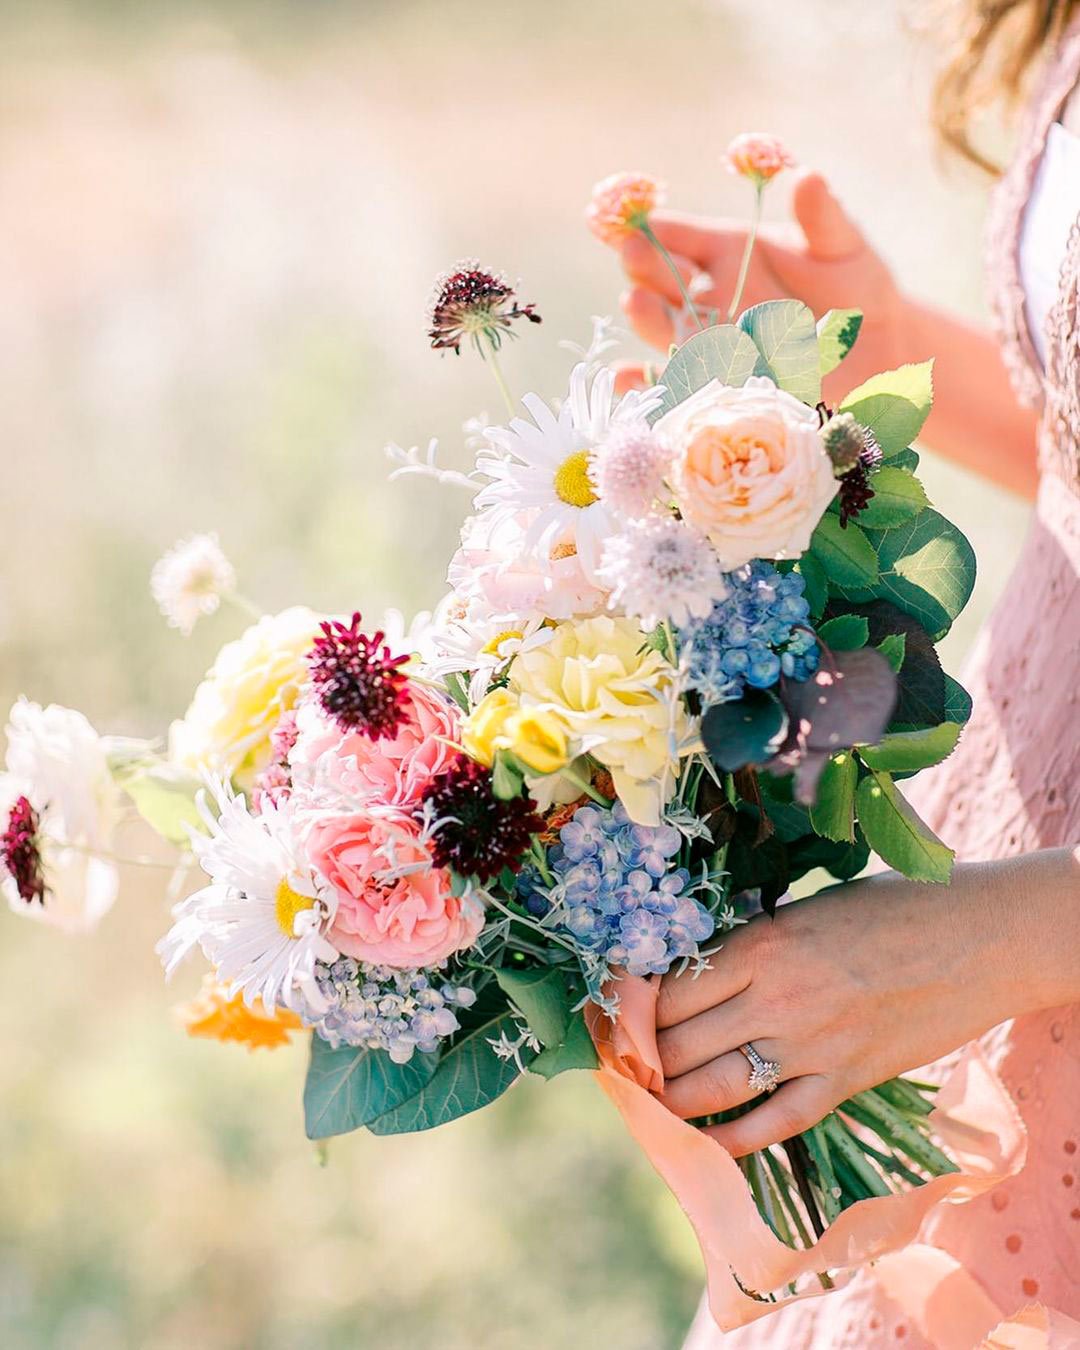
1, 795, 46, 905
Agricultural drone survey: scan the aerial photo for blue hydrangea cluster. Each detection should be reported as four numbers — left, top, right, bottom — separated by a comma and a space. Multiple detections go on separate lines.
678, 561, 819, 704
536, 802, 715, 978
307, 960, 477, 1063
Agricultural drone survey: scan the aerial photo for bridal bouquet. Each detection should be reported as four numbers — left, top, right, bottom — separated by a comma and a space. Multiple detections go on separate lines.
1, 139, 981, 1296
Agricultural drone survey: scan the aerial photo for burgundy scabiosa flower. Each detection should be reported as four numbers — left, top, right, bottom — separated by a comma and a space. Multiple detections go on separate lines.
837, 430, 883, 527
427, 261, 541, 356
819, 409, 883, 527
420, 755, 544, 883
1, 795, 46, 905
307, 612, 410, 739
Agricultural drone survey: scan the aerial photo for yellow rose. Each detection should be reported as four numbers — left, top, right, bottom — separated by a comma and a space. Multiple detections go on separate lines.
461, 691, 570, 776
460, 689, 517, 767
169, 606, 321, 788
508, 615, 687, 825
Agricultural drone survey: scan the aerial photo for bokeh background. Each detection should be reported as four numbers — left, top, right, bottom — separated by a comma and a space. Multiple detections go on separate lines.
0, 2, 1033, 1346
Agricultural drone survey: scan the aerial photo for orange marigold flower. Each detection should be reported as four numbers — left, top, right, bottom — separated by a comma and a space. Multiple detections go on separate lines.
586, 171, 664, 245
178, 977, 303, 1051
723, 133, 795, 186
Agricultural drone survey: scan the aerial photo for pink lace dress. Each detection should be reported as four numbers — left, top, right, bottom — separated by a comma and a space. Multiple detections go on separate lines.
684, 21, 1080, 1349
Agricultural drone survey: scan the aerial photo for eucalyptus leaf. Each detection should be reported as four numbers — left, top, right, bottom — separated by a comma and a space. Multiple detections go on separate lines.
840, 361, 934, 457
118, 763, 205, 844
858, 721, 962, 773
809, 751, 857, 842
810, 513, 879, 589
650, 324, 763, 420
304, 1037, 438, 1140
817, 308, 863, 376
855, 770, 954, 883
737, 299, 821, 405
856, 468, 929, 529
701, 691, 788, 772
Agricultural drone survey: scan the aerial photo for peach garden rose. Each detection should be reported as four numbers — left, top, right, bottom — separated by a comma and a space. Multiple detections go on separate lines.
655, 375, 837, 569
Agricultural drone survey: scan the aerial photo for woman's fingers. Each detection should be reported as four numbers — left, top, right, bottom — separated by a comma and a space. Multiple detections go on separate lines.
621, 285, 676, 349
645, 209, 729, 269
656, 934, 752, 1029
790, 168, 865, 261
656, 1041, 788, 1119
701, 1076, 834, 1158
620, 233, 698, 307
656, 992, 757, 1079
611, 360, 649, 395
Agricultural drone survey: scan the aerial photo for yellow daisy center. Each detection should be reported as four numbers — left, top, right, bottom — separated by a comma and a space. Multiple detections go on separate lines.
553, 450, 598, 508
275, 877, 316, 938
481, 628, 523, 657
549, 541, 578, 561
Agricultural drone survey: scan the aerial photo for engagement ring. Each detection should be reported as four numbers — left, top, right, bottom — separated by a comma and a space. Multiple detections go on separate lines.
738, 1042, 781, 1095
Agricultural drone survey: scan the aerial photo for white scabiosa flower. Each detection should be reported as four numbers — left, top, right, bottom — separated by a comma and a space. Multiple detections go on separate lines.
589, 418, 672, 519
158, 783, 338, 1013
150, 533, 237, 635
473, 362, 664, 581
599, 516, 727, 630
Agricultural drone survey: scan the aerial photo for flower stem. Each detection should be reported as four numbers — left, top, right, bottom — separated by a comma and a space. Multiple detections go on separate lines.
727, 184, 763, 323
558, 765, 612, 807
224, 591, 264, 622
62, 841, 187, 871
638, 220, 705, 332
484, 338, 517, 418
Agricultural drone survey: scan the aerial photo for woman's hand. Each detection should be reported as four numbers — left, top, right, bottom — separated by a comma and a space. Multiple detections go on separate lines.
653, 855, 1080, 1157
612, 170, 904, 400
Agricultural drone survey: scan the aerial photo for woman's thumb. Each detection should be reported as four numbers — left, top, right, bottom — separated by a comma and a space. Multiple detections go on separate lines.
791, 170, 864, 260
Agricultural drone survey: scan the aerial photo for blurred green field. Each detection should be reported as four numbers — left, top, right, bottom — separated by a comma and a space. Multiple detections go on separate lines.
0, 2, 1033, 1347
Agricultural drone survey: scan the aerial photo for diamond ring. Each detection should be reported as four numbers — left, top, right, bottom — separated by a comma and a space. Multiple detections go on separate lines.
738, 1042, 781, 1095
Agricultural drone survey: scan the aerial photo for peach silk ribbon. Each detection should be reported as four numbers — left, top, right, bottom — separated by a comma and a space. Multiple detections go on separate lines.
585, 975, 1078, 1345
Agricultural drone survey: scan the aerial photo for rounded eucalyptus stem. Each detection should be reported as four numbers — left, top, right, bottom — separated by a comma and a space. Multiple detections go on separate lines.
727, 183, 764, 322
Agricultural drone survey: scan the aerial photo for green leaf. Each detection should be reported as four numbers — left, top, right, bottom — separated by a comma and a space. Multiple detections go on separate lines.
651, 324, 762, 420
855, 770, 955, 882
887, 447, 921, 472
840, 361, 934, 456
495, 966, 571, 1047
943, 674, 973, 725
858, 721, 962, 773
304, 1036, 438, 1140
856, 468, 929, 529
492, 753, 525, 801
810, 513, 879, 589
701, 691, 788, 772
366, 1007, 529, 1134
118, 763, 205, 844
867, 509, 977, 641
877, 633, 907, 673
796, 553, 828, 620
738, 299, 821, 405
529, 1011, 599, 1079
809, 751, 858, 842
816, 615, 869, 652
817, 308, 864, 376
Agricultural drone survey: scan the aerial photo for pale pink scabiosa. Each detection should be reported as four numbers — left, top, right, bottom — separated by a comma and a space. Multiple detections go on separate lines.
598, 516, 727, 630
158, 784, 339, 1013
307, 810, 484, 969
473, 362, 665, 582
150, 532, 237, 635
586, 171, 664, 245
428, 261, 541, 356
723, 132, 795, 186
589, 419, 673, 519
419, 755, 544, 883
307, 611, 410, 740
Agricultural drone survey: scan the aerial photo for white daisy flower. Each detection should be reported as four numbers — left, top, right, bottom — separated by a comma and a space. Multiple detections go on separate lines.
598, 515, 728, 630
423, 591, 551, 704
158, 783, 338, 1012
150, 533, 236, 635
473, 363, 665, 582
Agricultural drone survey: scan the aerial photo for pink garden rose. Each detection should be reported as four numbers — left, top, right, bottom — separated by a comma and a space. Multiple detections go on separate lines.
723, 132, 795, 185
308, 812, 483, 968
655, 376, 837, 569
290, 682, 459, 810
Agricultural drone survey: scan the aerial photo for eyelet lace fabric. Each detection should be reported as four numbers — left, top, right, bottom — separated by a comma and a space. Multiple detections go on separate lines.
684, 19, 1080, 1348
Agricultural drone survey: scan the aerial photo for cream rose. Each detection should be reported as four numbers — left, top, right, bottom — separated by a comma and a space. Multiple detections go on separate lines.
656, 376, 837, 568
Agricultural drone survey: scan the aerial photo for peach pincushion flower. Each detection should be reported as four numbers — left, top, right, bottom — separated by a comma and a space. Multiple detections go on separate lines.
723, 132, 795, 185
655, 376, 837, 569
309, 812, 483, 969
586, 171, 664, 245
179, 976, 302, 1051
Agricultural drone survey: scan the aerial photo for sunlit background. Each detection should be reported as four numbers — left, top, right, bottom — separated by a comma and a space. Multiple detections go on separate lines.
0, 2, 1032, 1346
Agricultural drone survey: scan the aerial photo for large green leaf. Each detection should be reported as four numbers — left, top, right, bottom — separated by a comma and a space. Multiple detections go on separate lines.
809, 751, 857, 842
810, 513, 879, 589
304, 1036, 438, 1141
943, 674, 973, 725
366, 1007, 529, 1134
118, 763, 206, 845
840, 361, 934, 456
855, 770, 954, 883
738, 299, 822, 405
856, 467, 929, 529
529, 1011, 599, 1079
651, 324, 762, 419
816, 615, 868, 652
796, 553, 828, 621
867, 509, 976, 640
495, 966, 571, 1047
858, 721, 962, 773
817, 308, 863, 377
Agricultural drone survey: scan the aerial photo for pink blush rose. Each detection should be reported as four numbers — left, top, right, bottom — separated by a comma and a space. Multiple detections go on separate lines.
309, 813, 483, 968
